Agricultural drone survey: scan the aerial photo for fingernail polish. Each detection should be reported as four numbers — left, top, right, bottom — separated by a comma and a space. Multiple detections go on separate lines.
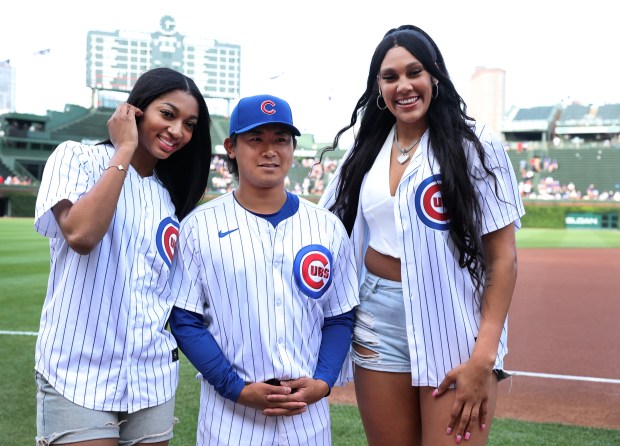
456, 434, 462, 443
464, 432, 471, 440
481, 423, 486, 431
432, 389, 438, 397
446, 427, 452, 435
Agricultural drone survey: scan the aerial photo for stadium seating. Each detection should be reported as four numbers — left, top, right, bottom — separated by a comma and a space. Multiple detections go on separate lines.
557, 103, 591, 124
1, 102, 618, 203
49, 107, 113, 142
595, 104, 620, 125
502, 105, 560, 143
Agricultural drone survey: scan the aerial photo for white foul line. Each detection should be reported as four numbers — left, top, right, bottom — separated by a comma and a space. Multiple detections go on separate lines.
1, 332, 618, 385
0, 330, 38, 336
505, 370, 620, 384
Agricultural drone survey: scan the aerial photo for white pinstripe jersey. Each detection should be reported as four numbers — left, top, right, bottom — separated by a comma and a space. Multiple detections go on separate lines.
320, 123, 525, 387
34, 141, 180, 413
170, 192, 359, 446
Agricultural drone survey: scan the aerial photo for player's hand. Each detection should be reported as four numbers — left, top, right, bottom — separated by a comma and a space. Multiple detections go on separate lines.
107, 103, 143, 155
237, 382, 307, 416
433, 358, 493, 443
263, 377, 329, 416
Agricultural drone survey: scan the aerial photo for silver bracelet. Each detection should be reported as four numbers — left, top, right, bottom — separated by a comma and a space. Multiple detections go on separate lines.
105, 164, 127, 173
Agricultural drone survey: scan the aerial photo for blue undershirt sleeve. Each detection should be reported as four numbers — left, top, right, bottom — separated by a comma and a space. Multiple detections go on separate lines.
169, 306, 245, 402
313, 309, 354, 394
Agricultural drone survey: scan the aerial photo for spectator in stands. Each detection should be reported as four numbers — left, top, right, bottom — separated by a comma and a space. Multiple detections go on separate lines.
519, 159, 527, 178
209, 154, 236, 193
586, 183, 599, 200
302, 176, 311, 195
310, 177, 324, 195
33, 67, 212, 446
318, 24, 524, 445
565, 181, 580, 199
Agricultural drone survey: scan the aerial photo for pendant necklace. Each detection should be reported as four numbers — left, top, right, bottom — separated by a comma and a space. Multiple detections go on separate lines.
394, 131, 422, 164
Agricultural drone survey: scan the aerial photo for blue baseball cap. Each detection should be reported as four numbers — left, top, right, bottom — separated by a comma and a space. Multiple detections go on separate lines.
229, 94, 301, 137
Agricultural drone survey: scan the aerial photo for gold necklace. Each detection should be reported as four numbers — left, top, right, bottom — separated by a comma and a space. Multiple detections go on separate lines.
393, 132, 422, 164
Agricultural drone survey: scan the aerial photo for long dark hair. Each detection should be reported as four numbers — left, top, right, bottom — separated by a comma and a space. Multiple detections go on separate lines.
101, 67, 212, 220
321, 25, 496, 293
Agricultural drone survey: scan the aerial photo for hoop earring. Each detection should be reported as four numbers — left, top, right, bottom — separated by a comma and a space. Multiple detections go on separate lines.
432, 82, 439, 99
376, 91, 387, 110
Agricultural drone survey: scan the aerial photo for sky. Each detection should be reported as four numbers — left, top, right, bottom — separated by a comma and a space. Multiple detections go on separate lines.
2, 0, 617, 141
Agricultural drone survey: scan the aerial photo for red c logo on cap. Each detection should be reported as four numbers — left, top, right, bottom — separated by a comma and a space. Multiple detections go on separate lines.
261, 100, 276, 115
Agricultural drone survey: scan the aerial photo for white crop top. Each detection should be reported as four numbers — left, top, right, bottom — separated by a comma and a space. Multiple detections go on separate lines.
360, 132, 400, 259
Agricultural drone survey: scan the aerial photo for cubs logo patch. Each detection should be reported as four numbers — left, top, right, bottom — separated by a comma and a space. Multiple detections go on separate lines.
415, 175, 450, 231
156, 217, 179, 267
293, 244, 333, 299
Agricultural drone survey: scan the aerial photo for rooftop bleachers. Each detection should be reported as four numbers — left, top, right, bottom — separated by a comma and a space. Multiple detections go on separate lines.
596, 104, 620, 124
557, 103, 590, 124
513, 106, 556, 121
502, 105, 560, 142
555, 103, 620, 140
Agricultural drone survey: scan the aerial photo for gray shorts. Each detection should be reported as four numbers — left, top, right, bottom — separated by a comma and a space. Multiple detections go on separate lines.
35, 372, 177, 445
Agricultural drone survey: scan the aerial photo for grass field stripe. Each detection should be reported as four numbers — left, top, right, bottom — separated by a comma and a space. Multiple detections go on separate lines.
506, 370, 620, 384
0, 330, 39, 336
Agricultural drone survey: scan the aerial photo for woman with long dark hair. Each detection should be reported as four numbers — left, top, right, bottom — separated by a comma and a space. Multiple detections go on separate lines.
319, 25, 525, 445
34, 67, 211, 445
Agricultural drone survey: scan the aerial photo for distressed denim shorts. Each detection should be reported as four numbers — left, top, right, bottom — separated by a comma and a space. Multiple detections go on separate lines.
351, 272, 412, 373
35, 372, 176, 445
350, 273, 512, 381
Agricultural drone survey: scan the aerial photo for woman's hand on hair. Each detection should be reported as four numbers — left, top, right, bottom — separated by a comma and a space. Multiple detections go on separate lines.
107, 103, 143, 155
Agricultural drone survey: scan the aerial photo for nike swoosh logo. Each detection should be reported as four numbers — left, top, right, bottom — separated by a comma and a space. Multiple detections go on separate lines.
218, 228, 239, 238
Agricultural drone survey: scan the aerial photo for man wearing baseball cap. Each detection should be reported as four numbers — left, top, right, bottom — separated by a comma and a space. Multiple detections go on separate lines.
169, 94, 359, 445
224, 94, 301, 183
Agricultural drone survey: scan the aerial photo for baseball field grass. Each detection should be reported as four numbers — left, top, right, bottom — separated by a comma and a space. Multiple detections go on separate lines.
1, 217, 618, 445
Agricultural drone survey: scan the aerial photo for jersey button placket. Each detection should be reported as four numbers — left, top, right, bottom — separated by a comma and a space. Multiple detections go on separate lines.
272, 229, 288, 369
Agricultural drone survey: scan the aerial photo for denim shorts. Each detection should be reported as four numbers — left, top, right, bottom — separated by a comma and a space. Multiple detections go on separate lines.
35, 372, 176, 445
351, 272, 511, 381
351, 272, 412, 373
